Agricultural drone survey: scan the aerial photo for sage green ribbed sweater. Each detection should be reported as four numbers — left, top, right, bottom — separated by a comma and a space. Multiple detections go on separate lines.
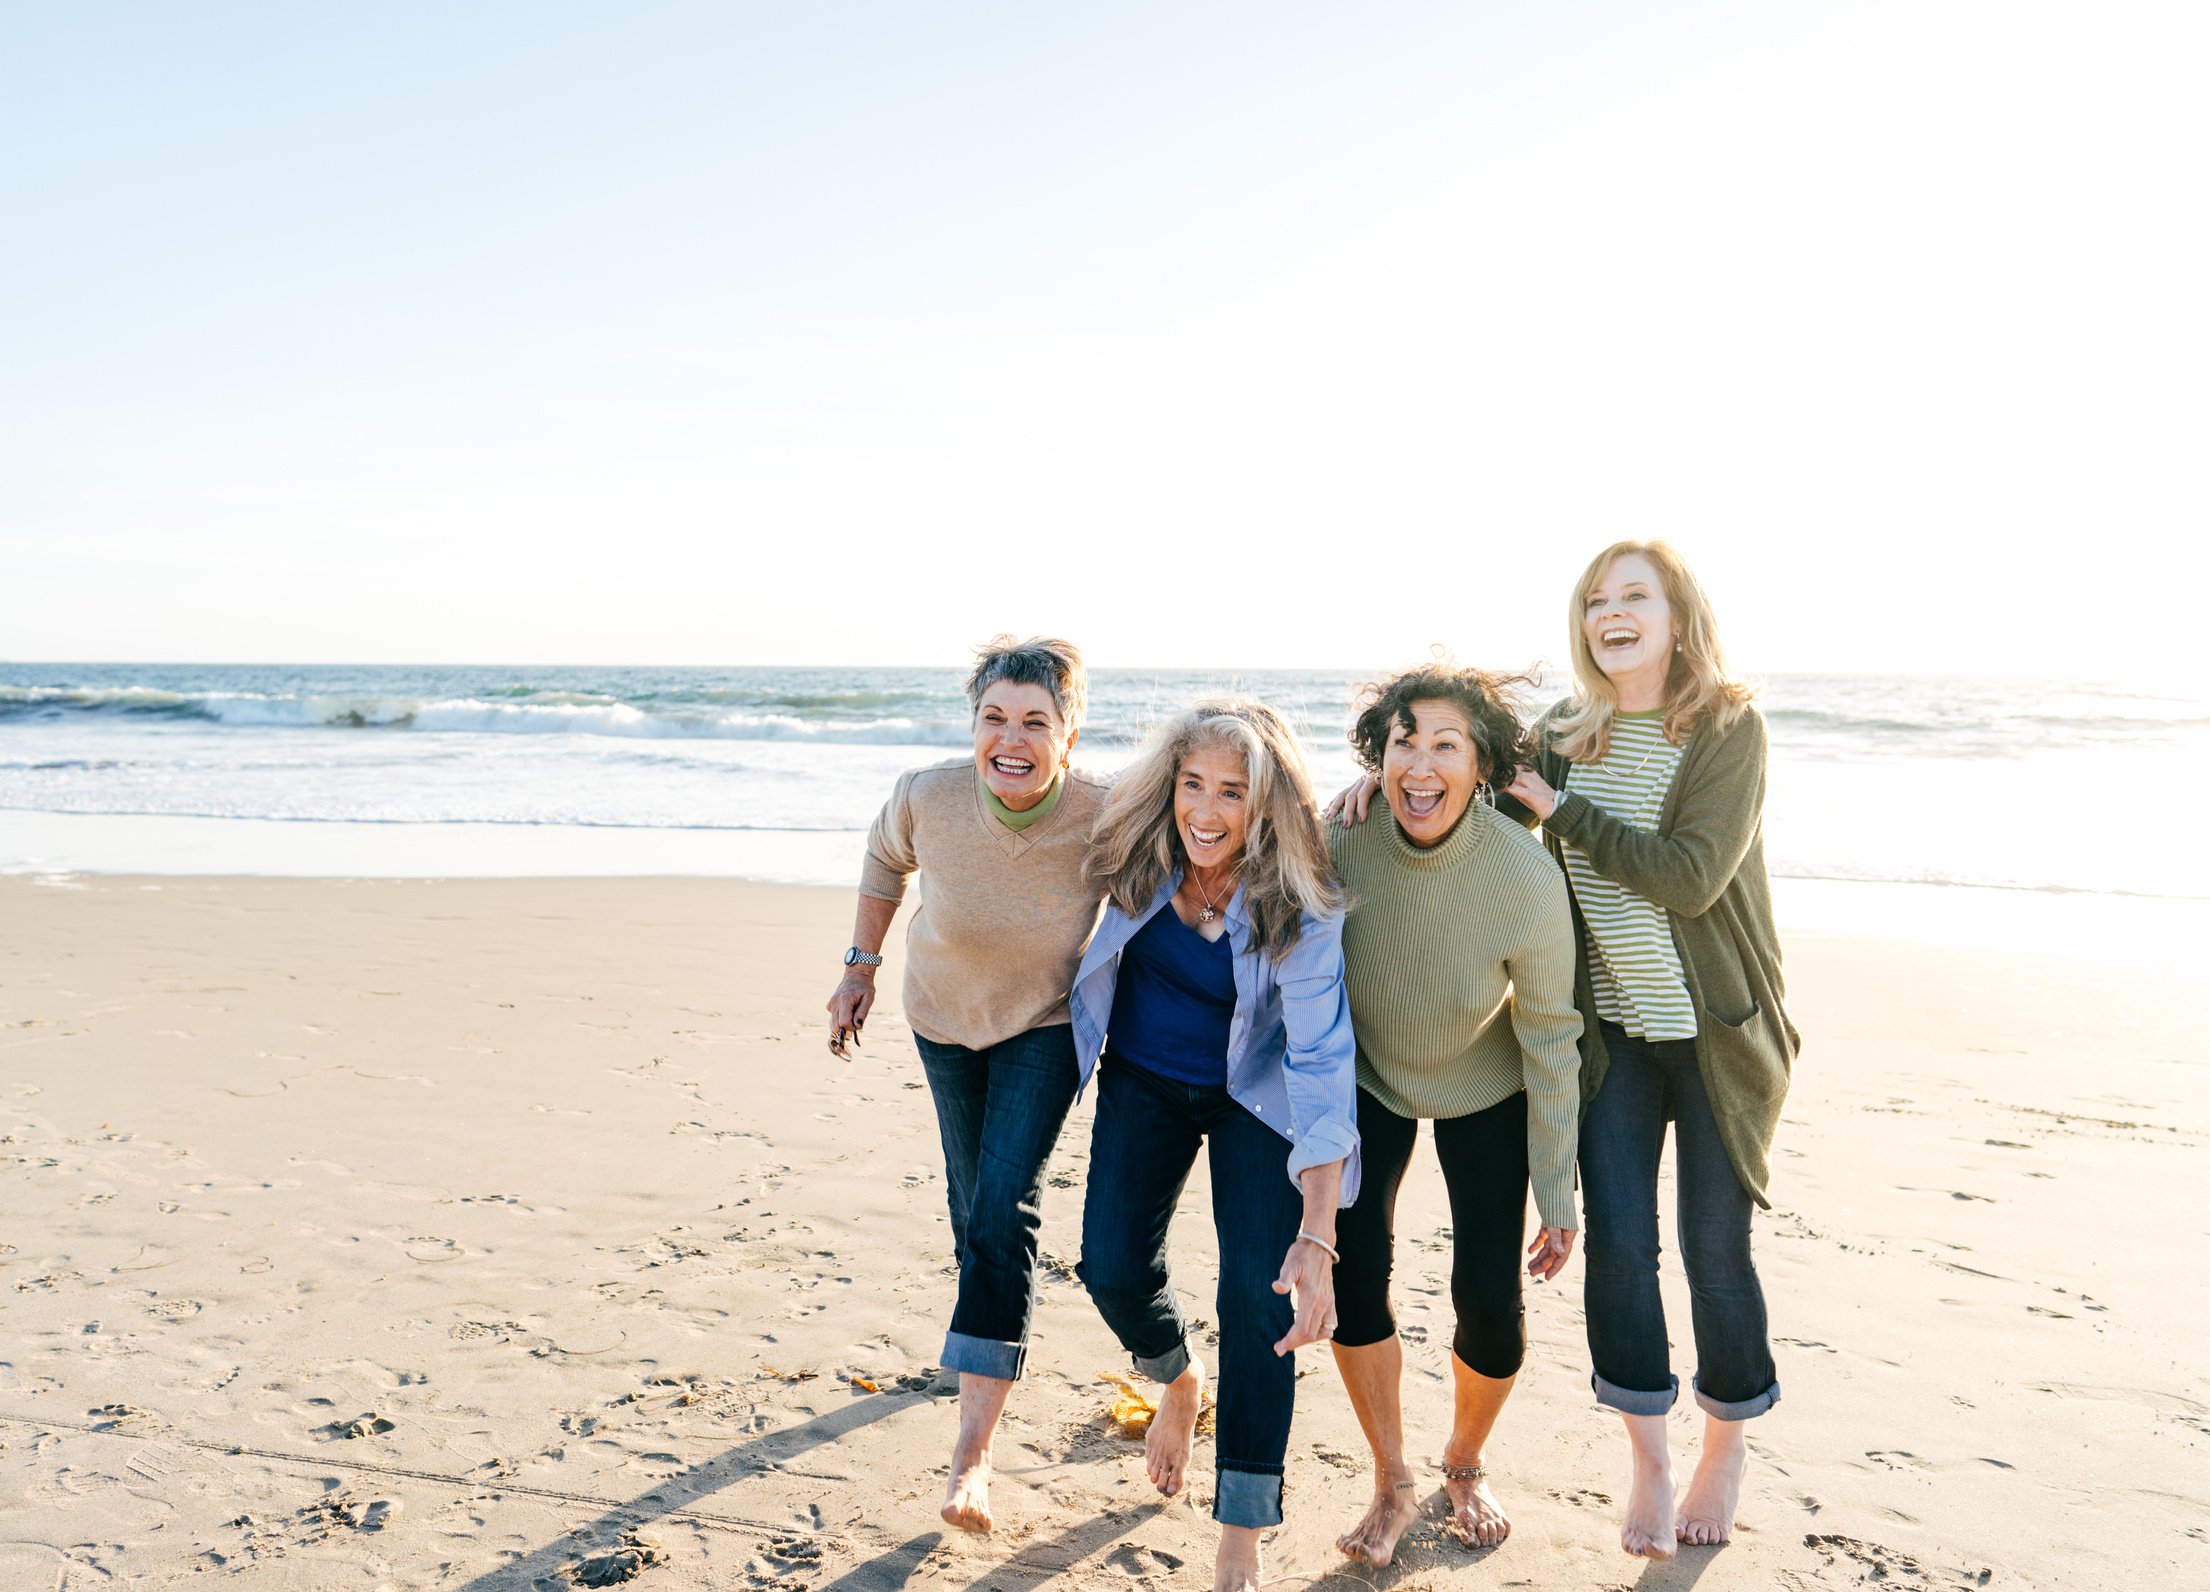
1329, 798, 1585, 1229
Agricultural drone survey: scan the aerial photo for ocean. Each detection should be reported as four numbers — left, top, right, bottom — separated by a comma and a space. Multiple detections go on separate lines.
3, 663, 2205, 905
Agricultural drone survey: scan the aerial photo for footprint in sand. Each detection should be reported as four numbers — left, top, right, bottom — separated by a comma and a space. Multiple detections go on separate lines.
146, 1297, 202, 1319
575, 1533, 670, 1586
324, 1412, 397, 1440
1550, 1486, 1614, 1507
1106, 1544, 1185, 1575
1865, 1450, 1929, 1471
300, 1490, 401, 1533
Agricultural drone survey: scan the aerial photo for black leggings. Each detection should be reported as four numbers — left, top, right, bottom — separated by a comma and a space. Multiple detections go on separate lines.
1332, 1086, 1530, 1379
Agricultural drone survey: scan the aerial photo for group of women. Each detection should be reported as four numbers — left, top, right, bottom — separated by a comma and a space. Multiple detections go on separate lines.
823, 540, 1797, 1592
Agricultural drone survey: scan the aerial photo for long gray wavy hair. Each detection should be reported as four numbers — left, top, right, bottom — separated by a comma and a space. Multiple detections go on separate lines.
1087, 697, 1344, 959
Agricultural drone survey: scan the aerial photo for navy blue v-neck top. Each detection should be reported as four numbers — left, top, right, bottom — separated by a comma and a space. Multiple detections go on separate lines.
1105, 904, 1236, 1085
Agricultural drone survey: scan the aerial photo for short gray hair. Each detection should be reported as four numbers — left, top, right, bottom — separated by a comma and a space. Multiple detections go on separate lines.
965, 635, 1088, 728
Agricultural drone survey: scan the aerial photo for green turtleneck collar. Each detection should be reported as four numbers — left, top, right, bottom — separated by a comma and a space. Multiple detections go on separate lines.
982, 769, 1065, 832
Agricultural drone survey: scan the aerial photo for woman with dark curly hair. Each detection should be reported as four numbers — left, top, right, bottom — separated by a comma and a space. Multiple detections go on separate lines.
1322, 663, 1582, 1566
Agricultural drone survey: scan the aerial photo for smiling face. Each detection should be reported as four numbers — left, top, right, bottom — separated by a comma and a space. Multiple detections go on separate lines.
1581, 551, 1680, 698
1382, 698, 1484, 848
1174, 741, 1250, 874
972, 681, 1075, 810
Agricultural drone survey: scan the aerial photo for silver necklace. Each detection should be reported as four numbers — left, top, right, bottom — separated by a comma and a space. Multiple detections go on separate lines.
1189, 871, 1231, 924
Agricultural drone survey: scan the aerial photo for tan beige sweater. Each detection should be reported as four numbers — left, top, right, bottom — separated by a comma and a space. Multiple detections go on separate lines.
1329, 798, 1584, 1230
858, 759, 1109, 1049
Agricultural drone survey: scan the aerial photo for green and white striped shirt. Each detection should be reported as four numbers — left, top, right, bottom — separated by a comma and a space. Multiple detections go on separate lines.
1560, 712, 1698, 1041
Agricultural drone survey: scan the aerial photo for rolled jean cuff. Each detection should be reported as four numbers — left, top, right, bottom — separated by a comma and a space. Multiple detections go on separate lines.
1693, 1374, 1780, 1421
1130, 1338, 1190, 1387
1213, 1465, 1284, 1529
940, 1331, 1026, 1382
1591, 1370, 1678, 1417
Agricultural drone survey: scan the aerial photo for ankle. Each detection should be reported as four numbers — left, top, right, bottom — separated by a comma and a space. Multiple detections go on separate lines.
1700, 1418, 1749, 1458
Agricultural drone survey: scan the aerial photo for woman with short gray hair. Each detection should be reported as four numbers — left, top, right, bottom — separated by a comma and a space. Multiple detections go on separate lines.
825, 635, 1107, 1533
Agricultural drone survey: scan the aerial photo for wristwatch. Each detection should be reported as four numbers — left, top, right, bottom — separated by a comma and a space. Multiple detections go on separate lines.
843, 946, 884, 968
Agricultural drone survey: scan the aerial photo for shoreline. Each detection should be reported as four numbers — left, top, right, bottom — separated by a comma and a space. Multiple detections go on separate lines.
7, 807, 2206, 972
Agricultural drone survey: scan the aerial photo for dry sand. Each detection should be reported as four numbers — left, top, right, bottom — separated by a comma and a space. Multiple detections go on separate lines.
0, 875, 2204, 1590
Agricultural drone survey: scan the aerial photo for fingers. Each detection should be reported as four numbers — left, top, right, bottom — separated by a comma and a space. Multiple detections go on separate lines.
1274, 1299, 1333, 1354
1272, 1253, 1337, 1354
826, 977, 875, 1059
1350, 777, 1375, 824
1524, 1228, 1576, 1282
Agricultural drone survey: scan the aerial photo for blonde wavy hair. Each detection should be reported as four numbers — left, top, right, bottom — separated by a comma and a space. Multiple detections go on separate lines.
1549, 540, 1755, 764
1087, 698, 1344, 960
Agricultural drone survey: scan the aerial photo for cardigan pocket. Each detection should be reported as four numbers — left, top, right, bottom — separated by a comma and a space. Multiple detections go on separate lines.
1701, 997, 1791, 1104
1703, 997, 1761, 1031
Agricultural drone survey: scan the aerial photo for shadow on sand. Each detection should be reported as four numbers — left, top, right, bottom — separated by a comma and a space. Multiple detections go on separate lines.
451, 1388, 919, 1592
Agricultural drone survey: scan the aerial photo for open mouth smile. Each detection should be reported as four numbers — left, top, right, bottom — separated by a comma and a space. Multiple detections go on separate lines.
1600, 628, 1641, 651
989, 756, 1036, 777
1399, 787, 1446, 819
1188, 825, 1228, 850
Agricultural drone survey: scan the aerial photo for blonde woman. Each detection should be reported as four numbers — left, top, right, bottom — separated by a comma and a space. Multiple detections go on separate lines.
1069, 699, 1358, 1592
826, 636, 1106, 1534
1505, 541, 1796, 1558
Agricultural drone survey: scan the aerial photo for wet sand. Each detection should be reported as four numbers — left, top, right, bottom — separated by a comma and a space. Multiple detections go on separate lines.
1, 874, 2204, 1589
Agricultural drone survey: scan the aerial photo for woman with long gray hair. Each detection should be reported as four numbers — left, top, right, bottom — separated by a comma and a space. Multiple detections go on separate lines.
1069, 698, 1358, 1592
824, 636, 1108, 1534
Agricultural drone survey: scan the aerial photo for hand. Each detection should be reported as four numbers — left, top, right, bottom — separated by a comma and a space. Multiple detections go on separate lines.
1271, 1236, 1338, 1354
1505, 767, 1559, 820
825, 969, 877, 1058
1526, 1225, 1576, 1283
1321, 774, 1381, 827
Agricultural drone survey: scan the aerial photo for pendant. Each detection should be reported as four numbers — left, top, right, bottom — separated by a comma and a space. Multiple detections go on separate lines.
1198, 906, 1217, 924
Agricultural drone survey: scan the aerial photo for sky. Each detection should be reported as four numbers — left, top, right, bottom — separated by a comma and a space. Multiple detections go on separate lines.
3, 1, 2202, 677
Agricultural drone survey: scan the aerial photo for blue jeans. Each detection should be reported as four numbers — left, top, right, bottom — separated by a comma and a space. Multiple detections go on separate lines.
1580, 1021, 1781, 1420
1077, 1052, 1304, 1530
913, 1023, 1080, 1382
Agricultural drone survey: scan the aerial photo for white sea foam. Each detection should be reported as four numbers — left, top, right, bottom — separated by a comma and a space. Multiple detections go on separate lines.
4, 686, 975, 745
6, 664, 2207, 896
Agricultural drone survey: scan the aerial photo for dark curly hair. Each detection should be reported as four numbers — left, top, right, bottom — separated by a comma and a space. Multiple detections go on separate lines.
1349, 662, 1536, 787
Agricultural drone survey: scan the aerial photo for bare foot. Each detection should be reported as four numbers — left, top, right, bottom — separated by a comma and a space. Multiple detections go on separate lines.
1146, 1358, 1205, 1498
1621, 1451, 1676, 1559
1441, 1457, 1509, 1549
1676, 1418, 1747, 1545
1337, 1477, 1420, 1565
941, 1439, 993, 1532
1215, 1524, 1264, 1592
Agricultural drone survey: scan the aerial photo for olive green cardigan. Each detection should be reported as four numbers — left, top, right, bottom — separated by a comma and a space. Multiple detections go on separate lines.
1518, 702, 1799, 1207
